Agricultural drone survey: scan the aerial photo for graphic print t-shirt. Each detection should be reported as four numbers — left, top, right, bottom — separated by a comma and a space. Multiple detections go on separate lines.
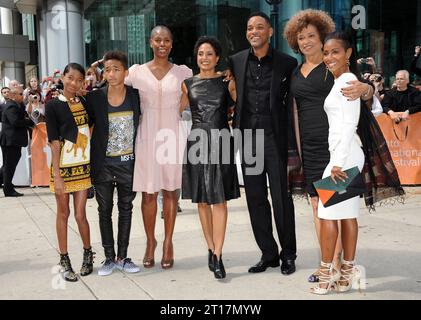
105, 95, 135, 165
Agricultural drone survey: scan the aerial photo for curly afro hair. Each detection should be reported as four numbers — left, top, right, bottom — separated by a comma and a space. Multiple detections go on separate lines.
283, 9, 336, 54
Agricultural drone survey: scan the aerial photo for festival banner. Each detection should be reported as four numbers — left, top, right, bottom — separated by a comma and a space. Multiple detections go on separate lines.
376, 113, 421, 185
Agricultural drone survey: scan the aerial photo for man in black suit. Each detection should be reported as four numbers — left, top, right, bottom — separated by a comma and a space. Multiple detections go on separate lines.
0, 87, 11, 121
229, 12, 298, 275
0, 86, 34, 196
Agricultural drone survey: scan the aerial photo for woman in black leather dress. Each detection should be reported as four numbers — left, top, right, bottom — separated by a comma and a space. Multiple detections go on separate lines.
180, 36, 240, 279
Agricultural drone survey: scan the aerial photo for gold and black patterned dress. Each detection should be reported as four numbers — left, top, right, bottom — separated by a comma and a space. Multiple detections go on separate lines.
49, 101, 92, 193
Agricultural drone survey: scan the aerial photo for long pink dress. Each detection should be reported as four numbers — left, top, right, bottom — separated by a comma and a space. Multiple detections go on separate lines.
126, 63, 193, 194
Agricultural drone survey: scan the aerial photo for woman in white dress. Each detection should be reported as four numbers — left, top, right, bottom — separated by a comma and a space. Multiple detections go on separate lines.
311, 32, 365, 295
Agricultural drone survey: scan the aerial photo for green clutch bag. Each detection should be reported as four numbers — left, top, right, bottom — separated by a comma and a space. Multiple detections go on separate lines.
313, 166, 366, 208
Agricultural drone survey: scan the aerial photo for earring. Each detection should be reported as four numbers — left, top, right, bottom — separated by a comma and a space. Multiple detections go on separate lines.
347, 59, 350, 66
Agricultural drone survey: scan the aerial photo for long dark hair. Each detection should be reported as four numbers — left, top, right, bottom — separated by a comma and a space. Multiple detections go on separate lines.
324, 31, 360, 80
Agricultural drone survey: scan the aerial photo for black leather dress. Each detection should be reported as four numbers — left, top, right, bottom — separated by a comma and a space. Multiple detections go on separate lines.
182, 76, 240, 205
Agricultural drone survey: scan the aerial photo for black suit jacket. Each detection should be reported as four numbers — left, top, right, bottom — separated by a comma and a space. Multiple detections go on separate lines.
0, 100, 34, 147
85, 85, 141, 181
0, 102, 6, 122
229, 49, 298, 161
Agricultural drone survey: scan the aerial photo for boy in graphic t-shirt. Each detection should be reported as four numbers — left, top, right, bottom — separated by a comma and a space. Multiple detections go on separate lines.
86, 51, 141, 276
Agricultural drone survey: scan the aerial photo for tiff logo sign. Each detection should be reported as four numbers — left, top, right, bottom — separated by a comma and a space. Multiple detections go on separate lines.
352, 5, 367, 30
51, 4, 66, 30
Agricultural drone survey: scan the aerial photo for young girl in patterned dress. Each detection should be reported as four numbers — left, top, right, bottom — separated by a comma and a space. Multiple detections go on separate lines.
45, 63, 94, 282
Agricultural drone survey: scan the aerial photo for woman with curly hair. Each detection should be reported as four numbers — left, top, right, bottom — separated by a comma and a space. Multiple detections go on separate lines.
283, 9, 374, 283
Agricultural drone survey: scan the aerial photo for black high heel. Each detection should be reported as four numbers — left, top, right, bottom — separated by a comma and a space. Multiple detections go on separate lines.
212, 254, 226, 279
208, 250, 214, 272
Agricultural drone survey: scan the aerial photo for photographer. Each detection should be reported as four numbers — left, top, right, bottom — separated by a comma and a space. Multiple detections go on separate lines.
90, 58, 107, 89
383, 70, 421, 122
369, 73, 387, 101
409, 45, 421, 77
26, 90, 46, 124
23, 77, 43, 105
44, 74, 64, 104
85, 67, 100, 92
358, 56, 377, 76
363, 74, 384, 117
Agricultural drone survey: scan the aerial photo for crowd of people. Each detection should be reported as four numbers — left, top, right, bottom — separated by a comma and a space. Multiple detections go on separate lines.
0, 8, 418, 295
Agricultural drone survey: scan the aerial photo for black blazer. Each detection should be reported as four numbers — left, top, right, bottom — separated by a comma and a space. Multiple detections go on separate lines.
45, 97, 89, 144
0, 100, 34, 147
229, 48, 298, 160
85, 85, 141, 181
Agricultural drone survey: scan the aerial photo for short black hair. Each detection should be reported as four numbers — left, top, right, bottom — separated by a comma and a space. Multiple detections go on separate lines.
194, 36, 222, 60
103, 51, 129, 70
63, 63, 86, 78
151, 25, 173, 40
1, 87, 10, 92
324, 31, 359, 79
248, 11, 272, 27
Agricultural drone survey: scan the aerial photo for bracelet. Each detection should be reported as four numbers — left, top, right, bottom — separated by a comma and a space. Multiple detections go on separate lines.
362, 85, 372, 99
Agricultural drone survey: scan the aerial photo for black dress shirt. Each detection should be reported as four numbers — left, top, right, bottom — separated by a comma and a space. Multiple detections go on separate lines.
242, 49, 273, 131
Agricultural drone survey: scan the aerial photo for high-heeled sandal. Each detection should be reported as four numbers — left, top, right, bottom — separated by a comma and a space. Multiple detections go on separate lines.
143, 239, 157, 268
337, 260, 361, 292
161, 241, 174, 269
310, 261, 341, 295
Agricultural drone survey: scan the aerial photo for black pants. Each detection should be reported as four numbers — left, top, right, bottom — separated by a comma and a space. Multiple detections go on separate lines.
94, 164, 136, 260
241, 131, 297, 262
0, 145, 22, 194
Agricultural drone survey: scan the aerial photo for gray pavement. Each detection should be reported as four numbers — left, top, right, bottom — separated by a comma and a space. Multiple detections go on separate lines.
1, 187, 421, 300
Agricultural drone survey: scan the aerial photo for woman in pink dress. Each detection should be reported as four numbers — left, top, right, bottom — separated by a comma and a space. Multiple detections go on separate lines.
126, 26, 192, 269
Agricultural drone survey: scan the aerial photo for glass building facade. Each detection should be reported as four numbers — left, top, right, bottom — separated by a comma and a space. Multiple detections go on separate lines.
84, 0, 266, 70
83, 0, 421, 83
3, 0, 420, 84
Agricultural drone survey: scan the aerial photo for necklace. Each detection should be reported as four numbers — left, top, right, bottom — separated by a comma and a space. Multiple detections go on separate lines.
58, 94, 80, 104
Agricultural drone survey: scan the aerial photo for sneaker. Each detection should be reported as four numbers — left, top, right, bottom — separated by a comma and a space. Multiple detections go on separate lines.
98, 258, 116, 276
115, 258, 140, 274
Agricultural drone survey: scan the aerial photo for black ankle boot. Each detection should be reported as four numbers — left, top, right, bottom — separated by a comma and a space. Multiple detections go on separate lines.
59, 253, 78, 282
212, 254, 226, 279
80, 247, 95, 277
208, 250, 214, 272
